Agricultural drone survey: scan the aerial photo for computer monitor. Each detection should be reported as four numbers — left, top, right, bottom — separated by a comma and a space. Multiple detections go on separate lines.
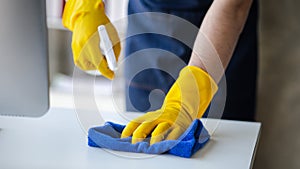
0, 0, 49, 117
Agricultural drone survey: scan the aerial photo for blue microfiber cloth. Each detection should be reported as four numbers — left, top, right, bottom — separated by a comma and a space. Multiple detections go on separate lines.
88, 119, 210, 158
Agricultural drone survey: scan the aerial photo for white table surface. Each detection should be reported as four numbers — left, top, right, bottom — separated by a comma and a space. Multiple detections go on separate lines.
0, 106, 261, 169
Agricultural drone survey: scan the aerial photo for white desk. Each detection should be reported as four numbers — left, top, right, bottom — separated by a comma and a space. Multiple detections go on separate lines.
0, 107, 260, 169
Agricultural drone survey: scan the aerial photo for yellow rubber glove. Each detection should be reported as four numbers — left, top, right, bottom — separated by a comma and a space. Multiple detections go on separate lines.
121, 66, 218, 145
62, 0, 121, 79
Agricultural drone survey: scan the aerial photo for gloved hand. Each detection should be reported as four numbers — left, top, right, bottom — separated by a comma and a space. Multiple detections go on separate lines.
121, 66, 218, 145
62, 0, 121, 79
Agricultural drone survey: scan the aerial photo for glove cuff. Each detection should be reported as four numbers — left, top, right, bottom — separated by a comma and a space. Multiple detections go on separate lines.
180, 66, 218, 95
162, 66, 218, 119
62, 0, 106, 30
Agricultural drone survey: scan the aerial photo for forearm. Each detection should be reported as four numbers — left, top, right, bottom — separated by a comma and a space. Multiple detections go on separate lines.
189, 0, 253, 83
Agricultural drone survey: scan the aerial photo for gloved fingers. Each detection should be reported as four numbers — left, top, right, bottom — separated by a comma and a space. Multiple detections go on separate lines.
165, 126, 185, 141
73, 30, 114, 80
98, 59, 114, 80
150, 122, 172, 145
73, 31, 102, 70
132, 122, 158, 144
62, 0, 106, 30
73, 23, 119, 79
121, 121, 140, 139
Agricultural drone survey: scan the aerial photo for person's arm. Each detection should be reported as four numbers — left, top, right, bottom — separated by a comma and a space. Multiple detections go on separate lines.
189, 0, 253, 83
121, 0, 254, 145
